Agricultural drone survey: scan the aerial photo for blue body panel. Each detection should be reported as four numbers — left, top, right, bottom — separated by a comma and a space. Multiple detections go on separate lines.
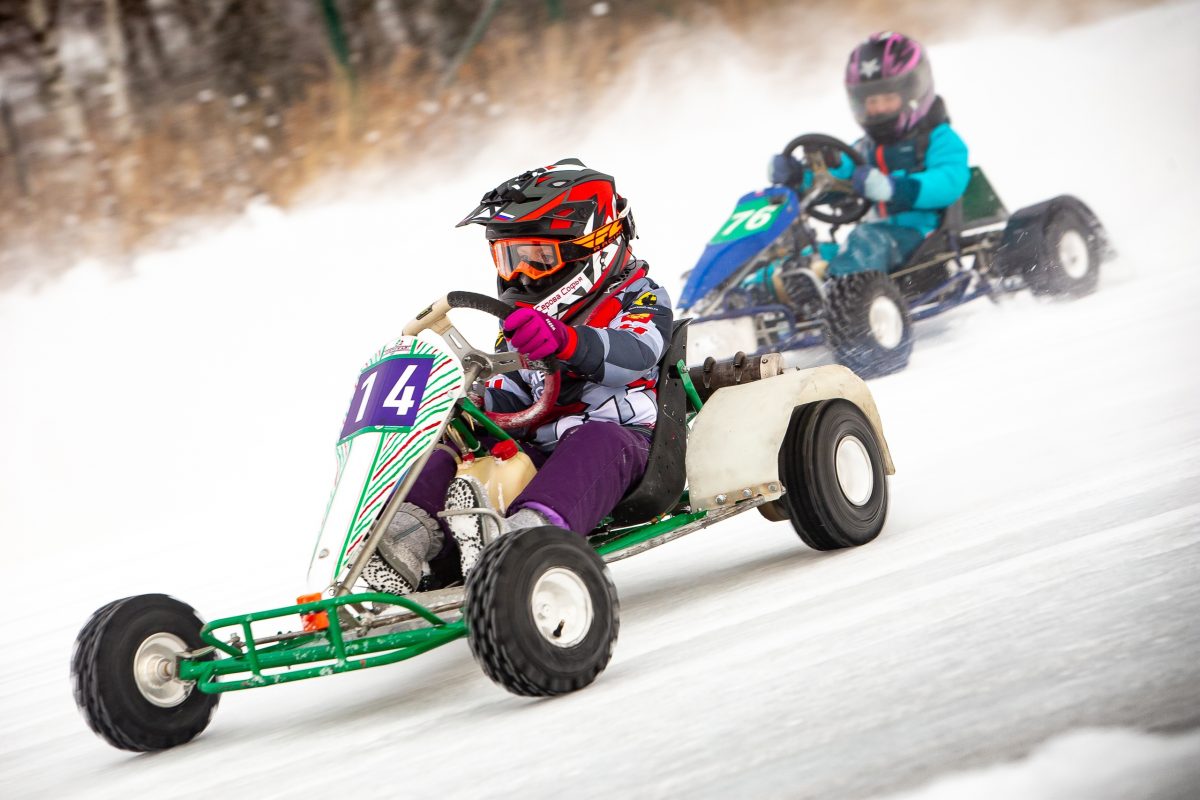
678, 186, 800, 310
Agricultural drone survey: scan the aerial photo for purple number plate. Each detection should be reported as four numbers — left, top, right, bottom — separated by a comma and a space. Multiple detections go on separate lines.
339, 356, 435, 441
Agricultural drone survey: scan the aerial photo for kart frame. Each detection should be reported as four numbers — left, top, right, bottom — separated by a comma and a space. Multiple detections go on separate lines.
686, 158, 1109, 360
176, 364, 746, 695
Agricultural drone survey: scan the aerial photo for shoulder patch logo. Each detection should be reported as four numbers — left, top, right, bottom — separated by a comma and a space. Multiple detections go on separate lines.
632, 291, 657, 307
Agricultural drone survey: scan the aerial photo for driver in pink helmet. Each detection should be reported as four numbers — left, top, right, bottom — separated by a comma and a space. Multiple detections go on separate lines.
771, 32, 971, 276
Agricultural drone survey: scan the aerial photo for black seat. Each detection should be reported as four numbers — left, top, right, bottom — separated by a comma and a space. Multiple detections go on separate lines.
609, 319, 691, 525
901, 166, 1008, 270
902, 196, 964, 269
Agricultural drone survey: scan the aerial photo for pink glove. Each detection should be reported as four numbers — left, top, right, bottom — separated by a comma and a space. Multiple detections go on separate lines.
503, 307, 574, 360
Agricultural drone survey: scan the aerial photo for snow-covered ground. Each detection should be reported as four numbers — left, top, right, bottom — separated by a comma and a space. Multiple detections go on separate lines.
2, 3, 1199, 798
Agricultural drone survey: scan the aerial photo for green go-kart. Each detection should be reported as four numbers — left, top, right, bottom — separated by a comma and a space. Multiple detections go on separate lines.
71, 291, 896, 752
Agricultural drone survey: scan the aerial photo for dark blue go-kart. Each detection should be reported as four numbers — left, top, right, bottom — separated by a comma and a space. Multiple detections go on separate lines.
679, 133, 1111, 377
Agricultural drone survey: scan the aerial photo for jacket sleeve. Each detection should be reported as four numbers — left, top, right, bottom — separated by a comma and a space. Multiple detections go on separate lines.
483, 344, 535, 412
891, 124, 970, 211
559, 283, 674, 388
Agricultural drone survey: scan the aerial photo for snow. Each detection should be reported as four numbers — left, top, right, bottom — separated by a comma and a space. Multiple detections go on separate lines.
877, 728, 1200, 800
1, 3, 1199, 798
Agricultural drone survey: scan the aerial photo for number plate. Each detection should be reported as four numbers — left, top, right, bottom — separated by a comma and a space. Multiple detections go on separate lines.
709, 196, 785, 245
338, 355, 435, 441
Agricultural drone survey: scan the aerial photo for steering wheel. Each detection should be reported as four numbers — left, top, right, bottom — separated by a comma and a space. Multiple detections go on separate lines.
440, 292, 562, 431
782, 133, 870, 225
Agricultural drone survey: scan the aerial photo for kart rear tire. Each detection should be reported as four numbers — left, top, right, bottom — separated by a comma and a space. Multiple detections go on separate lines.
71, 594, 218, 752
465, 526, 619, 697
1027, 208, 1101, 297
825, 271, 913, 378
777, 400, 888, 550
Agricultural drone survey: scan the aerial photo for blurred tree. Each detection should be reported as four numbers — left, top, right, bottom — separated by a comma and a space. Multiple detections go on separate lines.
24, 0, 89, 151
102, 0, 134, 140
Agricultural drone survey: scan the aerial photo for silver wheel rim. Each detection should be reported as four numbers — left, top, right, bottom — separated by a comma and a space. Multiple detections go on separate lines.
531, 567, 594, 648
1058, 229, 1090, 280
835, 435, 875, 507
868, 296, 904, 350
133, 632, 192, 708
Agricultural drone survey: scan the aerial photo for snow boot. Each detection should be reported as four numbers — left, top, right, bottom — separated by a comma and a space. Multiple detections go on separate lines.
443, 476, 557, 576
361, 502, 444, 595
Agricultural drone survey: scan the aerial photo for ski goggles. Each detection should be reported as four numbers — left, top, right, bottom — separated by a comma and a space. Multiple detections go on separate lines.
491, 218, 626, 281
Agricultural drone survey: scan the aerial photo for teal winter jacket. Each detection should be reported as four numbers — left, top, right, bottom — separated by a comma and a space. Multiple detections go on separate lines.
830, 118, 970, 236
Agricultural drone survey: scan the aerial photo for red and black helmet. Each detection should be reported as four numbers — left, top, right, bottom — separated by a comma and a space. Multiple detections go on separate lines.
458, 158, 636, 320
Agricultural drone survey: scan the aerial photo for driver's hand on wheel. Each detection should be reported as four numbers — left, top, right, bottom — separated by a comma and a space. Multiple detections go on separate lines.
852, 166, 895, 202
504, 307, 573, 360
768, 154, 804, 186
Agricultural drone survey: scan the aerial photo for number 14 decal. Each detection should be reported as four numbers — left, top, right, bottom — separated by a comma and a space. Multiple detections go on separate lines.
355, 364, 417, 422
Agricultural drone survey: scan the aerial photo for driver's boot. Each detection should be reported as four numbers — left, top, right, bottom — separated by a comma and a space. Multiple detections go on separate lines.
360, 503, 444, 596
443, 476, 557, 576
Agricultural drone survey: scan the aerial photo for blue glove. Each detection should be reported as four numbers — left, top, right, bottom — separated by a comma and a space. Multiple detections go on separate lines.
768, 154, 804, 186
852, 165, 895, 202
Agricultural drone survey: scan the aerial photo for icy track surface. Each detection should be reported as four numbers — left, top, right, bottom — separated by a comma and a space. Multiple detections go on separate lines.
2, 3, 1199, 798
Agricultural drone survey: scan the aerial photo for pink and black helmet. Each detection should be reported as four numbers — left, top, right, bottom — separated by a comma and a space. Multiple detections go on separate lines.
845, 32, 935, 143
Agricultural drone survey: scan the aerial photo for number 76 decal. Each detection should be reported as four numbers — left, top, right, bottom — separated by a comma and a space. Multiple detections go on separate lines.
340, 356, 434, 440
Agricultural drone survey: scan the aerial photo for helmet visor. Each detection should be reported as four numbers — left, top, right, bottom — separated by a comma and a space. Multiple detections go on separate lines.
491, 238, 572, 281
846, 62, 931, 125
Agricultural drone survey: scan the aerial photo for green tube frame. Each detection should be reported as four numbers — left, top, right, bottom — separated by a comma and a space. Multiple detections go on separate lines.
180, 385, 710, 694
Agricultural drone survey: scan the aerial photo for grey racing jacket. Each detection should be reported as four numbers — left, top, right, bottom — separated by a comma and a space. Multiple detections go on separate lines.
484, 264, 674, 450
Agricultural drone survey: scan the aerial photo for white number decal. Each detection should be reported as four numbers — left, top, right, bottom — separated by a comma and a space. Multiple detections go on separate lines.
745, 207, 775, 230
383, 365, 418, 417
720, 209, 754, 236
354, 371, 378, 422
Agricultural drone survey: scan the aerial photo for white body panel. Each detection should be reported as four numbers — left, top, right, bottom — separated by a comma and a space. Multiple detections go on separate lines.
307, 334, 465, 593
685, 365, 894, 511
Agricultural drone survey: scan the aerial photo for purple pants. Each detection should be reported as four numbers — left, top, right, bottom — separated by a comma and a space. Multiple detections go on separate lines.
407, 421, 651, 538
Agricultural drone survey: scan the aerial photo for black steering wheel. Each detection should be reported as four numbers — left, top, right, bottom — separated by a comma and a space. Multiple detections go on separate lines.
445, 291, 562, 431
782, 133, 870, 225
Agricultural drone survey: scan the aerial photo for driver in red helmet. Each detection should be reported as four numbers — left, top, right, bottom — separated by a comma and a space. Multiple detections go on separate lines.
363, 159, 674, 595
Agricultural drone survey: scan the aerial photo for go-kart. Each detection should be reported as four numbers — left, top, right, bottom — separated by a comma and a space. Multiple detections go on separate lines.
71, 291, 896, 752
680, 133, 1112, 377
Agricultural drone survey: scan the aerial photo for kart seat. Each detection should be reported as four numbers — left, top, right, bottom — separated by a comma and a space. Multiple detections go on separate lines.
902, 196, 964, 268
902, 166, 1008, 269
609, 319, 691, 525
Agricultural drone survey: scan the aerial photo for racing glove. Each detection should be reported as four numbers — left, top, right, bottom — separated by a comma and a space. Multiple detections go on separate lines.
852, 165, 895, 202
768, 154, 804, 186
503, 307, 574, 360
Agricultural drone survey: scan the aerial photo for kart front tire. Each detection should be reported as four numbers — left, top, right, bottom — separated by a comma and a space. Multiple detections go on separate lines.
71, 594, 218, 752
1027, 208, 1101, 297
465, 526, 619, 697
825, 271, 913, 378
777, 400, 888, 550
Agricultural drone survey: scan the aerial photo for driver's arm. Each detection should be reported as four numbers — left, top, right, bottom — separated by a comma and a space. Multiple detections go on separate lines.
559, 281, 673, 389
828, 142, 858, 180
483, 352, 535, 412
889, 126, 970, 211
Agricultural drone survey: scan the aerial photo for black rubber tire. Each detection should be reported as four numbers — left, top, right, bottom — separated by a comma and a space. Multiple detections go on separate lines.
825, 271, 913, 378
1026, 208, 1101, 297
777, 400, 888, 550
465, 526, 619, 697
71, 594, 218, 752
